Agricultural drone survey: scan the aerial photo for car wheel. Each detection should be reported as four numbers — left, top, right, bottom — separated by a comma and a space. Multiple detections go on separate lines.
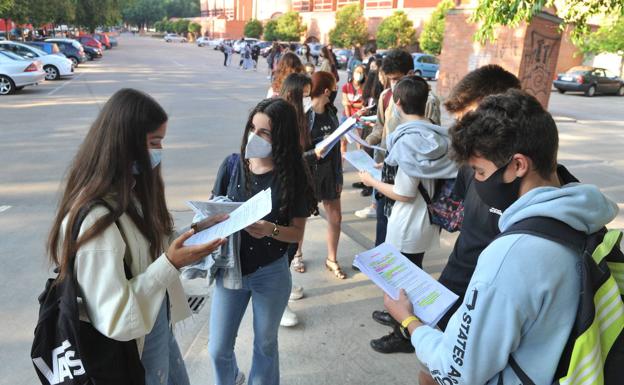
557, 88, 565, 94
617, 86, 624, 96
69, 57, 78, 66
0, 75, 15, 95
585, 85, 596, 97
44, 65, 60, 80
415, 70, 422, 77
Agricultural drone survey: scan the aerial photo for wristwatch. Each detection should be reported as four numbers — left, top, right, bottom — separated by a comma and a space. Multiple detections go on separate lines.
270, 223, 280, 238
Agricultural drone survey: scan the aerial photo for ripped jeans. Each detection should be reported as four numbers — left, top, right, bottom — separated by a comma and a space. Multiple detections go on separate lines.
141, 297, 190, 385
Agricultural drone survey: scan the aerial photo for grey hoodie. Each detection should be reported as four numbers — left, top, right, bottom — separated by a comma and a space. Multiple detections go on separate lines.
384, 119, 457, 179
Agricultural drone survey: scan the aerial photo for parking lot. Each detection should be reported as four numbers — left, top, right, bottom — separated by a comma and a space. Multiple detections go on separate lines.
2, 34, 624, 385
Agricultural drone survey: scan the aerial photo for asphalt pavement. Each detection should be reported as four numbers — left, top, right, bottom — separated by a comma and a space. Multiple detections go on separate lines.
1, 34, 624, 385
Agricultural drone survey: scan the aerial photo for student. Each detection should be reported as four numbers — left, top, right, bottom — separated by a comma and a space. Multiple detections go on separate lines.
341, 64, 366, 119
359, 76, 456, 354
306, 71, 346, 279
267, 52, 304, 98
304, 62, 315, 76
299, 43, 315, 66
47, 88, 227, 385
319, 46, 339, 82
208, 98, 316, 385
266, 42, 281, 80
278, 73, 317, 327
385, 88, 619, 385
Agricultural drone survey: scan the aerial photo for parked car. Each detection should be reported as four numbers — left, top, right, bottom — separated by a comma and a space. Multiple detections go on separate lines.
164, 33, 187, 43
0, 41, 73, 80
94, 33, 111, 49
197, 37, 221, 47
76, 35, 103, 50
82, 45, 103, 60
233, 38, 259, 53
108, 35, 118, 48
23, 41, 65, 57
334, 49, 352, 69
412, 53, 439, 80
45, 38, 88, 66
0, 49, 46, 95
554, 66, 624, 97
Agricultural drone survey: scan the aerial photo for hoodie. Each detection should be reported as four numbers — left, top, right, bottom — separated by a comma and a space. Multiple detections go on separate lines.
384, 119, 457, 180
410, 183, 618, 385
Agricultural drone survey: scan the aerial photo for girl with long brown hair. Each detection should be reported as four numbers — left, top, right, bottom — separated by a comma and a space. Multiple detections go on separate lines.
266, 51, 304, 98
47, 88, 226, 385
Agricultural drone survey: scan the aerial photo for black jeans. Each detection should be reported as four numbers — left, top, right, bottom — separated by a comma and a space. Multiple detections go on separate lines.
402, 252, 424, 269
374, 196, 388, 246
223, 53, 228, 66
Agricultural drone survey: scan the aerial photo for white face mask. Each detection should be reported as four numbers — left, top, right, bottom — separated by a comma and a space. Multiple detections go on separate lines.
354, 73, 364, 83
303, 96, 313, 113
392, 103, 402, 122
244, 132, 272, 159
132, 149, 162, 174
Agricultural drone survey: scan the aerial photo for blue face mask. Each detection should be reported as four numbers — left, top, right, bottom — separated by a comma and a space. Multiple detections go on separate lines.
392, 103, 402, 122
132, 149, 162, 174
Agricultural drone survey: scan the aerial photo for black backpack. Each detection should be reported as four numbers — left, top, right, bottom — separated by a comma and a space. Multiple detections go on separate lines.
499, 216, 624, 385
31, 200, 144, 385
418, 179, 463, 232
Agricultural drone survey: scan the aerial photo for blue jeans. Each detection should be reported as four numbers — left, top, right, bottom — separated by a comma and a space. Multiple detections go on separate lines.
142, 297, 190, 385
375, 196, 388, 246
208, 256, 291, 385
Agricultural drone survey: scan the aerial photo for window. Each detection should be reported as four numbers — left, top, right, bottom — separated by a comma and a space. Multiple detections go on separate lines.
314, 0, 334, 11
337, 0, 359, 8
592, 69, 605, 77
292, 0, 311, 11
365, 0, 393, 9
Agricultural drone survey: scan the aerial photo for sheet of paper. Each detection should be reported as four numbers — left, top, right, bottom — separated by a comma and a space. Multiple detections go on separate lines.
187, 200, 242, 218
314, 116, 358, 158
184, 188, 272, 246
359, 115, 377, 122
353, 242, 459, 326
345, 131, 386, 152
343, 150, 381, 180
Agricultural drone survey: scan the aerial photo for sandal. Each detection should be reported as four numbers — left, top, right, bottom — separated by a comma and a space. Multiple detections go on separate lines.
292, 254, 306, 273
325, 259, 346, 280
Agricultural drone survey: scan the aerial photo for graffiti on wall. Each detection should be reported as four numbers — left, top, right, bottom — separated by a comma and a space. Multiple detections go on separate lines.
520, 30, 561, 104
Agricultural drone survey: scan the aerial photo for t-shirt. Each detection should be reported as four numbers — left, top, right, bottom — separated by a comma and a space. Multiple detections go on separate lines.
309, 108, 341, 168
341, 82, 362, 117
385, 168, 440, 254
212, 155, 309, 276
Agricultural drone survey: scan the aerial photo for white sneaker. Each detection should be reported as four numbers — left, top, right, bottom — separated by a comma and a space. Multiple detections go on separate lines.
280, 305, 299, 327
235, 371, 246, 385
289, 285, 304, 301
355, 205, 377, 219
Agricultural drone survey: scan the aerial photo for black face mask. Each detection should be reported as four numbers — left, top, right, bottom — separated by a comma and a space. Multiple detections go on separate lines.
329, 90, 338, 104
473, 161, 522, 214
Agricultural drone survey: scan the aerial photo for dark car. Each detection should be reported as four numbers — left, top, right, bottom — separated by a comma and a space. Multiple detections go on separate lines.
23, 41, 64, 57
108, 35, 118, 48
45, 38, 88, 66
554, 66, 624, 97
82, 45, 103, 60
334, 49, 352, 70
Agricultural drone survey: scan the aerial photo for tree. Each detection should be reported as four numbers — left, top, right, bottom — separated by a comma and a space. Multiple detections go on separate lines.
471, 0, 624, 43
165, 0, 199, 18
173, 18, 189, 35
0, 0, 13, 14
580, 16, 624, 74
376, 10, 417, 49
188, 21, 201, 38
75, 0, 120, 32
244, 19, 263, 38
419, 0, 454, 55
264, 19, 279, 41
329, 4, 368, 48
122, 0, 165, 30
275, 11, 306, 42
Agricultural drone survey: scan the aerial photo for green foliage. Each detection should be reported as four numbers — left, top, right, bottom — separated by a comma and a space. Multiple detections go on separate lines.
164, 0, 199, 18
263, 19, 279, 41
471, 0, 624, 43
75, 0, 121, 32
580, 15, 624, 54
244, 19, 263, 39
188, 21, 201, 34
172, 18, 189, 34
419, 0, 454, 55
0, 0, 13, 14
376, 10, 417, 49
122, 0, 166, 29
275, 11, 306, 41
329, 4, 368, 48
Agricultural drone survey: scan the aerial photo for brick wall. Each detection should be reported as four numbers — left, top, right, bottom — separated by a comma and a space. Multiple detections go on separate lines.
555, 26, 584, 75
438, 10, 562, 108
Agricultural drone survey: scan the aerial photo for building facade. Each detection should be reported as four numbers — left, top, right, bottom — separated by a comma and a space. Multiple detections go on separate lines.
199, 0, 445, 43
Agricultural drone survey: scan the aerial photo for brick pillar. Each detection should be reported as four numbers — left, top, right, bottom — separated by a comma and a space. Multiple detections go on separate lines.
438, 9, 563, 108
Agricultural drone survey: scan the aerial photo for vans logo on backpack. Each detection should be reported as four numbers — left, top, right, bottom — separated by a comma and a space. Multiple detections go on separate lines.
32, 340, 85, 384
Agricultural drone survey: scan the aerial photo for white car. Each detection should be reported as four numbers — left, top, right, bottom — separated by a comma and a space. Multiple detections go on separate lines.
0, 49, 46, 95
0, 41, 73, 80
196, 37, 221, 47
164, 33, 187, 43
233, 38, 259, 53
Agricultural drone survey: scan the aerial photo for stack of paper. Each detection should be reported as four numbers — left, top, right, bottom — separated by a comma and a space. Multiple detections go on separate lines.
343, 150, 381, 180
314, 116, 358, 157
345, 131, 386, 152
353, 243, 458, 326
184, 188, 273, 246
187, 200, 242, 218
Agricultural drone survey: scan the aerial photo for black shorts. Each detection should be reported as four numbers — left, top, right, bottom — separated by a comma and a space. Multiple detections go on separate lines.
315, 161, 341, 201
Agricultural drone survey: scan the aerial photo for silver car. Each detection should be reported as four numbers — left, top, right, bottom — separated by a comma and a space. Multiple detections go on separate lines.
164, 33, 187, 43
0, 49, 46, 95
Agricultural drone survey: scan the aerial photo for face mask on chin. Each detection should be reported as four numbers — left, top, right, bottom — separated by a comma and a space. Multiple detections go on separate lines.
244, 132, 272, 159
473, 159, 522, 214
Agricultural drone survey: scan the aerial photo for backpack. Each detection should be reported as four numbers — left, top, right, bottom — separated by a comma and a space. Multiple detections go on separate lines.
31, 200, 144, 385
418, 179, 463, 232
500, 216, 624, 385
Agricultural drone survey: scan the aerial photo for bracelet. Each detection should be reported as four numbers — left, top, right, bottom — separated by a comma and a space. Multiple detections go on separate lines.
401, 315, 420, 329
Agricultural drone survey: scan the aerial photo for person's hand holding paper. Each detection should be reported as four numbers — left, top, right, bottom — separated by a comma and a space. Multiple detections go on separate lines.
166, 213, 229, 269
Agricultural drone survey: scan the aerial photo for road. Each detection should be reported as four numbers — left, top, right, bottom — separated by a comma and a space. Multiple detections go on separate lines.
1, 34, 624, 385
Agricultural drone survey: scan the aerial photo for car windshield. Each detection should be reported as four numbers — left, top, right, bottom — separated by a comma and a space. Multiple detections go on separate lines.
0, 49, 27, 60
71, 41, 81, 49
26, 45, 47, 56
566, 66, 591, 75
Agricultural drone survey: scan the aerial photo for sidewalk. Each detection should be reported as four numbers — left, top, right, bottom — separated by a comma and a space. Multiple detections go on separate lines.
173, 174, 457, 384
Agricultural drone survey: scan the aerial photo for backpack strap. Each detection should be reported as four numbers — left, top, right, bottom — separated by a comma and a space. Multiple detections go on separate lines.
509, 356, 536, 385
418, 182, 432, 205
498, 216, 586, 253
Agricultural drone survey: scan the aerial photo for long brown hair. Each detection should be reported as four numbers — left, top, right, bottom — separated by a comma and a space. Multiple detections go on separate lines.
271, 52, 304, 94
48, 88, 173, 279
279, 73, 312, 150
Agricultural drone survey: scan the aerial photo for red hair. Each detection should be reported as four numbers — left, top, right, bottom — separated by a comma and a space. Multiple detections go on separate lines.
310, 71, 336, 98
